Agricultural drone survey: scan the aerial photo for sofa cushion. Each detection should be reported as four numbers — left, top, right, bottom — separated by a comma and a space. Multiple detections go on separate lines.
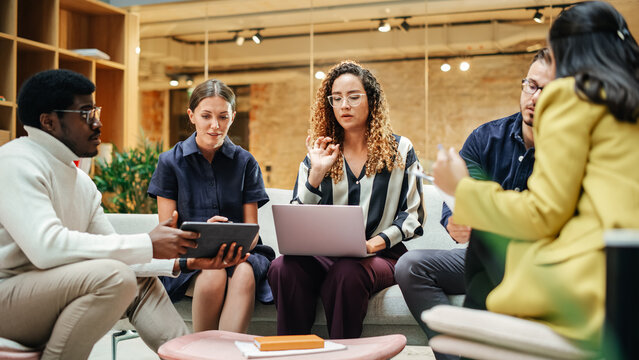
106, 213, 158, 234
428, 335, 550, 360
256, 188, 291, 255
406, 185, 463, 251
422, 305, 596, 359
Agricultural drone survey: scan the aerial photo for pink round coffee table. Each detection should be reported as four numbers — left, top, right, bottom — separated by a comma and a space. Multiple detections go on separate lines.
159, 330, 406, 360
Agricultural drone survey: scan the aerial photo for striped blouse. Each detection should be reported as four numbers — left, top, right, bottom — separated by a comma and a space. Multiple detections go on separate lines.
292, 135, 426, 255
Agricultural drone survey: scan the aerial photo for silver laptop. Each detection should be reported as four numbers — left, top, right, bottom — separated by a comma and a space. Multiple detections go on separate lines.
272, 204, 369, 257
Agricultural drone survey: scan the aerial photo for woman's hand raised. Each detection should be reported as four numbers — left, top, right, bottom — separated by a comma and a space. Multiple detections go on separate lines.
306, 135, 340, 188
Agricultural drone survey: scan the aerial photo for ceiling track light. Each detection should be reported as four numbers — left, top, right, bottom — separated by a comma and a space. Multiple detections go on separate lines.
526, 7, 545, 24
232, 31, 245, 46
377, 19, 391, 33
440, 61, 451, 72
251, 29, 264, 44
396, 16, 411, 32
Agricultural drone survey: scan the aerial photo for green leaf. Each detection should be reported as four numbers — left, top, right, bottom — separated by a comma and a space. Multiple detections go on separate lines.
91, 131, 162, 214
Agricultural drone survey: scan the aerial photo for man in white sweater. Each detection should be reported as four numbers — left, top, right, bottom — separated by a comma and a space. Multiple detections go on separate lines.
0, 69, 235, 359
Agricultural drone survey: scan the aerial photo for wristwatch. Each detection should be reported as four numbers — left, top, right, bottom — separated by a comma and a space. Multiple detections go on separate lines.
179, 258, 194, 273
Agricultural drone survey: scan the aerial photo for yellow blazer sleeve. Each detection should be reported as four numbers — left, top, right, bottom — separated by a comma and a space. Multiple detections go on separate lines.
454, 78, 607, 240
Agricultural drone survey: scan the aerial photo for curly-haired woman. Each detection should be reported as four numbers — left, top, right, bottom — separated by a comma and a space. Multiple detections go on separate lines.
267, 60, 426, 339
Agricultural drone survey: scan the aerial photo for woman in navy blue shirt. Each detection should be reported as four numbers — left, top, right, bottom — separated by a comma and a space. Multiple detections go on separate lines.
148, 79, 273, 333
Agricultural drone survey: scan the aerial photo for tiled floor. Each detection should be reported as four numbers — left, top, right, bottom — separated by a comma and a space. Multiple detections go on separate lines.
89, 331, 436, 360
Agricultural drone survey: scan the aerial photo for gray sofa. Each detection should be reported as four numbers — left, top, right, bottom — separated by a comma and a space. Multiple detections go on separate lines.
106, 185, 465, 346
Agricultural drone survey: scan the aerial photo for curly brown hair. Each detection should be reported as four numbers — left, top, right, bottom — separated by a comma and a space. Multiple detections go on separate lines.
310, 60, 403, 183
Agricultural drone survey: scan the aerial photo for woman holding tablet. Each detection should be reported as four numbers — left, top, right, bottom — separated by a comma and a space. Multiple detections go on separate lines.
267, 60, 426, 338
432, 1, 639, 350
148, 79, 274, 333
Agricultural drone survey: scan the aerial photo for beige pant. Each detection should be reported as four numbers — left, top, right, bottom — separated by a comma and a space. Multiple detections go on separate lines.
0, 259, 189, 360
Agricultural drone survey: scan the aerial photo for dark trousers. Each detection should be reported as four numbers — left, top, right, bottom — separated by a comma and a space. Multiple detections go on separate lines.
395, 248, 466, 360
395, 231, 509, 360
267, 254, 397, 339
463, 230, 509, 310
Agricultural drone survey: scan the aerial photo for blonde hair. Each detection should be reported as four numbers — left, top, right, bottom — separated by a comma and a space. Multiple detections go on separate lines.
310, 60, 402, 183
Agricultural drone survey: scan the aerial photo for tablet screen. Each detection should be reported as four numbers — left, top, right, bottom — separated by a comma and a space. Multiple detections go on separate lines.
179, 222, 259, 258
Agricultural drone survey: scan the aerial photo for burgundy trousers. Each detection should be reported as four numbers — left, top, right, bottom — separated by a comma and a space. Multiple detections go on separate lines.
267, 254, 397, 339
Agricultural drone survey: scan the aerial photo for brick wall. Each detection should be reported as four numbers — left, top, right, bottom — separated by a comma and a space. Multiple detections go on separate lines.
248, 54, 531, 189
140, 90, 165, 143
139, 0, 638, 190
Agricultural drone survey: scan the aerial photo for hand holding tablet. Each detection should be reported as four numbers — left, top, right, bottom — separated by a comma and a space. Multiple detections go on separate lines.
185, 242, 249, 271
179, 222, 259, 259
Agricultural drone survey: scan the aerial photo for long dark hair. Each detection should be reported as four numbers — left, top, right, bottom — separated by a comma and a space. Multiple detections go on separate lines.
549, 1, 639, 123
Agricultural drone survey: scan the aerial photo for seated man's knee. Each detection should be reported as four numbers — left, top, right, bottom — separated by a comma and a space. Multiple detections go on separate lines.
395, 250, 441, 285
87, 259, 137, 300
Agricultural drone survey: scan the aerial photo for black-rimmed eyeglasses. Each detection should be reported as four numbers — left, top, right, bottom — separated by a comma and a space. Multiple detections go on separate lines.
521, 79, 543, 95
54, 106, 102, 126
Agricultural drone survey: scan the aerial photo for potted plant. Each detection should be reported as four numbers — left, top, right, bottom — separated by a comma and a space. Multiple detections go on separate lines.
92, 138, 163, 214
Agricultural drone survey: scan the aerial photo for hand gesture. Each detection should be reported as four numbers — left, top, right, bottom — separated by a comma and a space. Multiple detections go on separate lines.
432, 146, 469, 196
185, 242, 249, 271
149, 210, 199, 259
306, 136, 340, 187
446, 217, 471, 244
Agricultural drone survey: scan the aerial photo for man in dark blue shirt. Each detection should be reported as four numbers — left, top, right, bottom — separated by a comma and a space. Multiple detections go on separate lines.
395, 49, 554, 360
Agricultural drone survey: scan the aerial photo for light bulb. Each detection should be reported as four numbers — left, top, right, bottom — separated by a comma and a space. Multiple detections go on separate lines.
378, 20, 391, 33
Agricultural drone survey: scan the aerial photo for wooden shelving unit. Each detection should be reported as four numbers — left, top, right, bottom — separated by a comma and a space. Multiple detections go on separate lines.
0, 0, 137, 149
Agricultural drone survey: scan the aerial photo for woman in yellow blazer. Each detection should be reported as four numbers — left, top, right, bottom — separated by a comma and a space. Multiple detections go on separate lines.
433, 1, 639, 351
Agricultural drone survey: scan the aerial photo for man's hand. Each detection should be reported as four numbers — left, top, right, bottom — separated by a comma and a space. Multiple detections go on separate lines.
186, 242, 249, 271
366, 235, 386, 254
446, 217, 471, 244
148, 210, 199, 259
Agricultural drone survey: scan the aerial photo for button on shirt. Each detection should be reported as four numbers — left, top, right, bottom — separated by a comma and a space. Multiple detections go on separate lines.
148, 133, 269, 226
441, 113, 535, 227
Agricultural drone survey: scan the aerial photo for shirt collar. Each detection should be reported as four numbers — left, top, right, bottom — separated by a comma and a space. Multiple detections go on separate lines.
510, 112, 526, 147
24, 126, 80, 167
182, 132, 199, 156
182, 132, 236, 159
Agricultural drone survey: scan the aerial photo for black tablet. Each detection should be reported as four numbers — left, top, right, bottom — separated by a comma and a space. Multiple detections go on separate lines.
179, 222, 259, 258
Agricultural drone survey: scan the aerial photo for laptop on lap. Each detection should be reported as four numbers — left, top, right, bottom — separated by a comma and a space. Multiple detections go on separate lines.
272, 204, 369, 257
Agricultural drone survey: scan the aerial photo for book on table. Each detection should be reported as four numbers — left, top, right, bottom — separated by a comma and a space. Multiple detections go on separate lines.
235, 335, 347, 359
254, 334, 324, 351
